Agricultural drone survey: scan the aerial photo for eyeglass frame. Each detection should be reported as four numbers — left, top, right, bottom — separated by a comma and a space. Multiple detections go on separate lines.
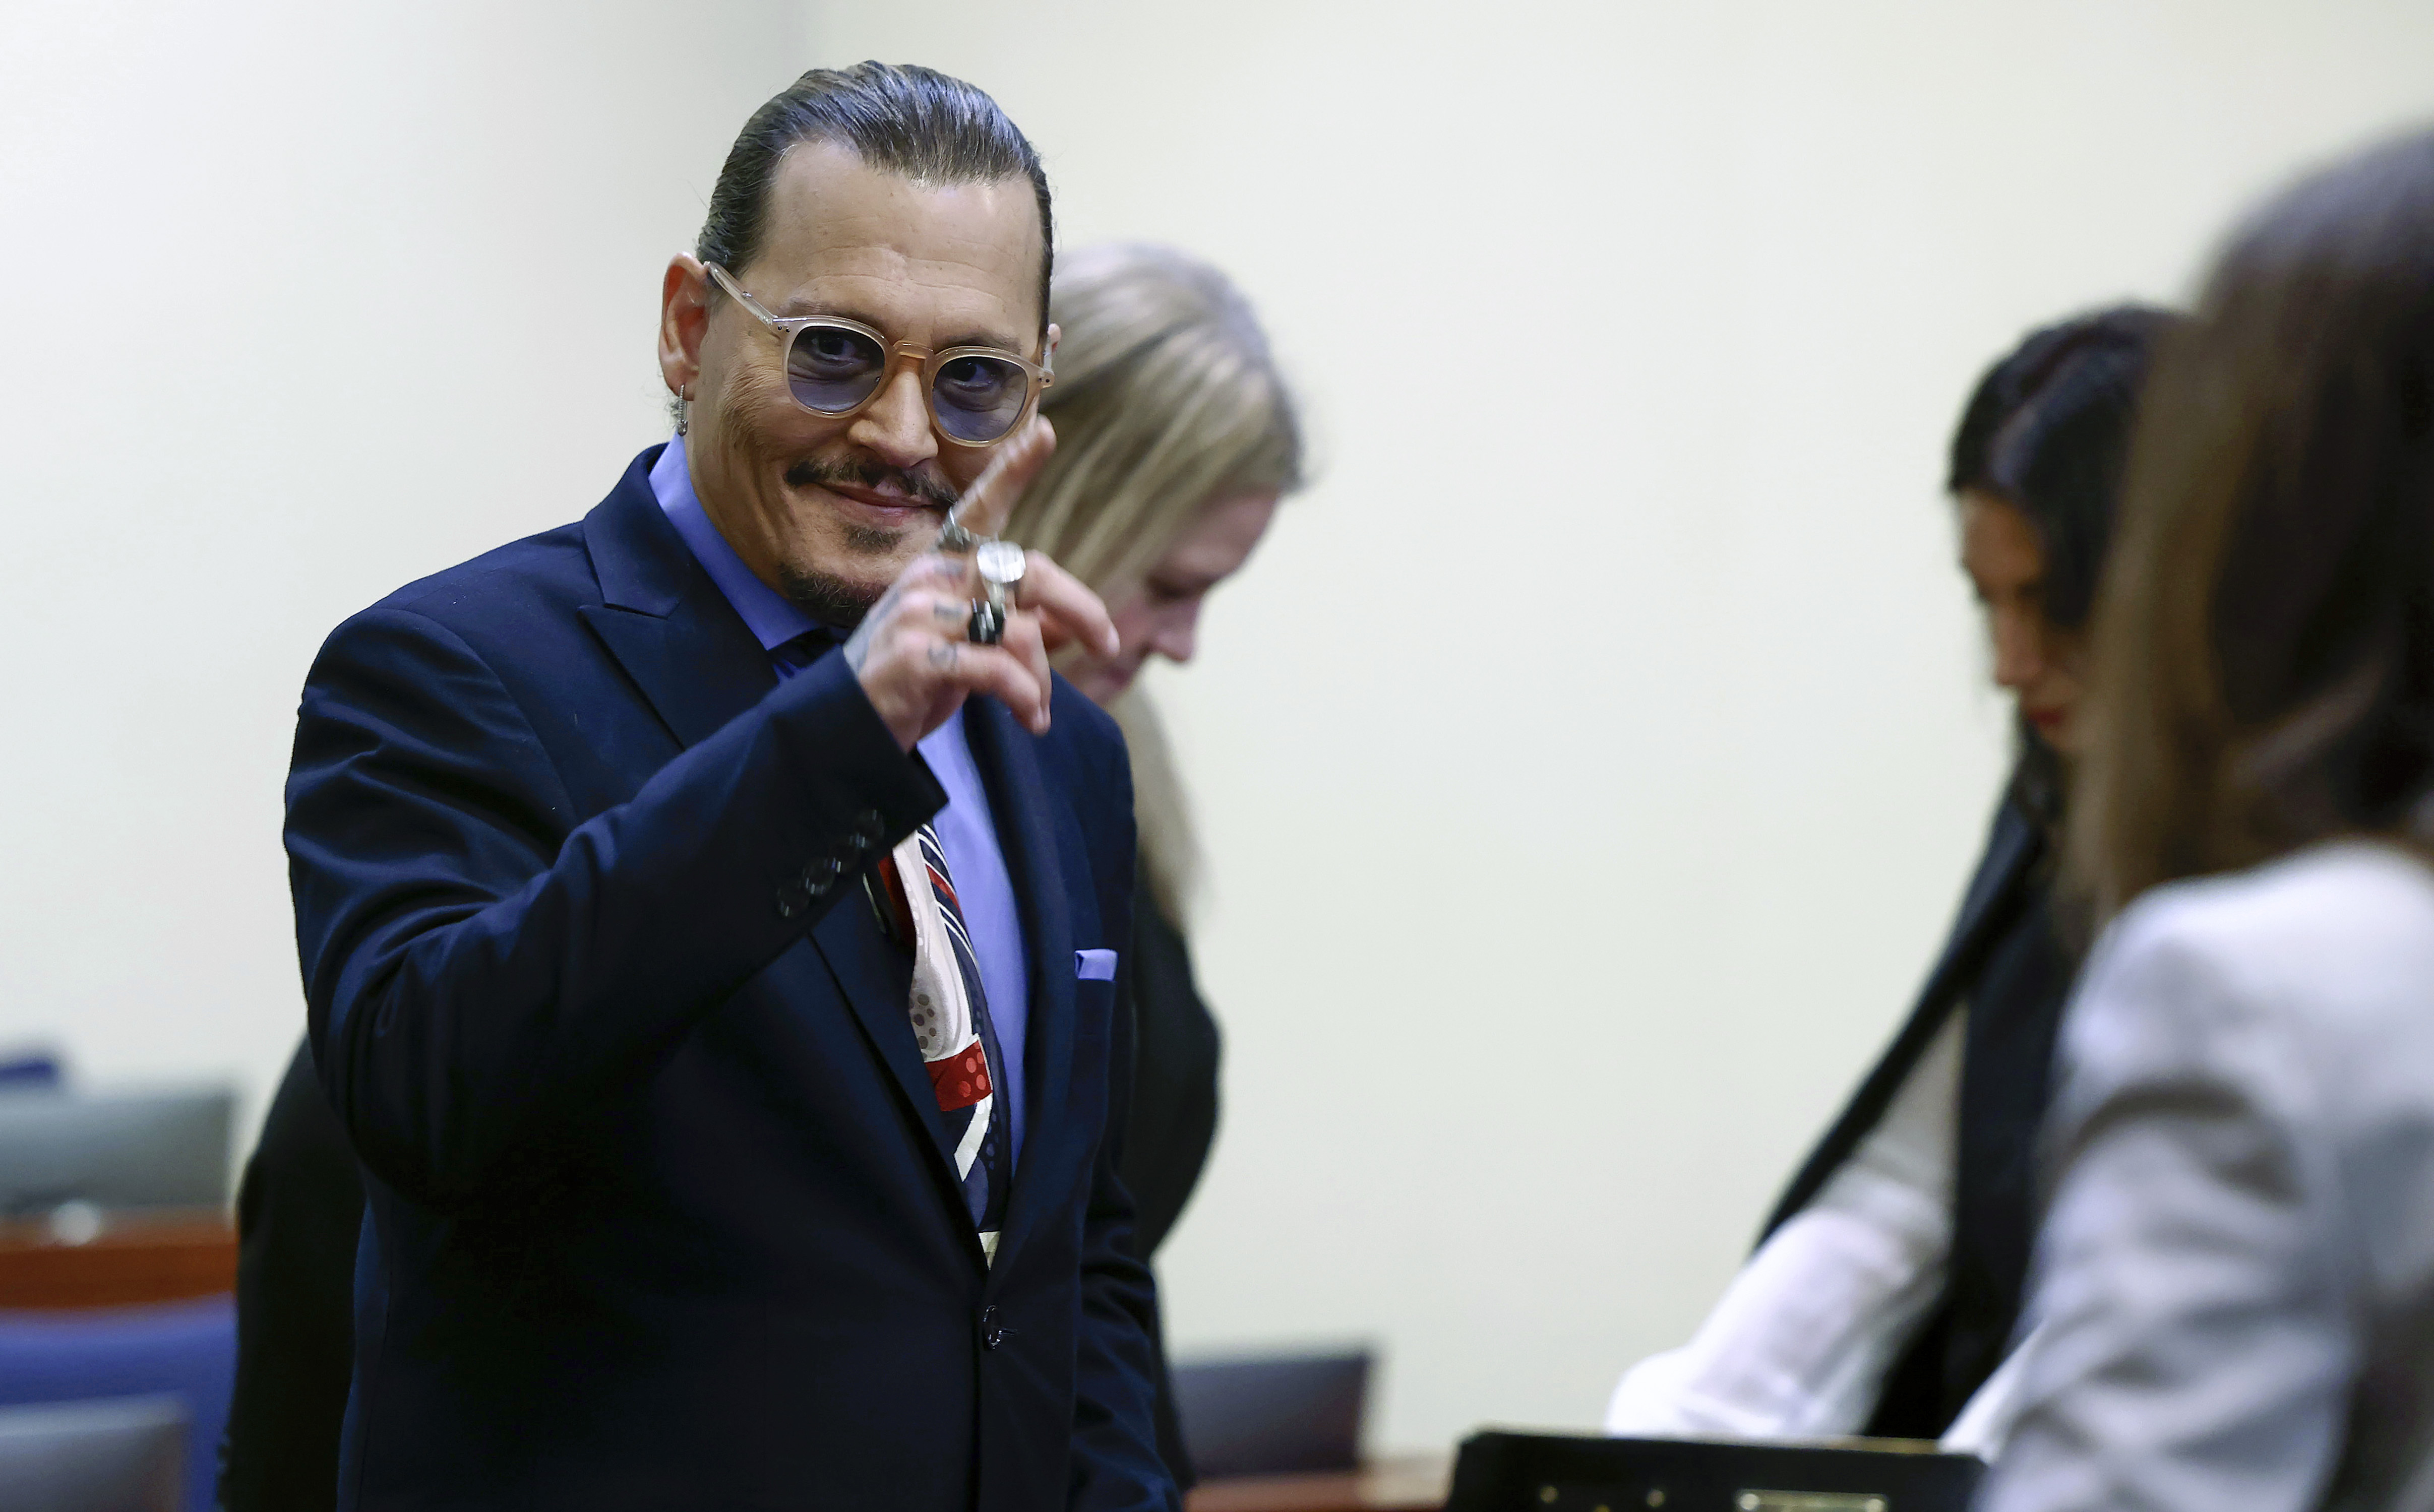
701, 261, 1054, 448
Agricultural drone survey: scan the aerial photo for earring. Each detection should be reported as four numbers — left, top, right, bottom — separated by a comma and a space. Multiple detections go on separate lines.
677, 384, 691, 437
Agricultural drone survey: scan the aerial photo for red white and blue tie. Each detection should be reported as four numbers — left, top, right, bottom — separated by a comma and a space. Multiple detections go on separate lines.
876, 824, 1013, 1261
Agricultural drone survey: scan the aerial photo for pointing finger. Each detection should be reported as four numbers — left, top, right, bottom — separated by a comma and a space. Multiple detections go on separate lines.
942, 417, 1057, 546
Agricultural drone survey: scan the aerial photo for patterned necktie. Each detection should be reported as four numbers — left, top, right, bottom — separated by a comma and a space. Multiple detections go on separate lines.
875, 825, 1014, 1262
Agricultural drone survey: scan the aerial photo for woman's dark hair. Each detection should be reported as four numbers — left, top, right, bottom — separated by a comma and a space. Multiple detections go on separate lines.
696, 62, 1054, 334
2069, 126, 2434, 922
1948, 305, 2181, 823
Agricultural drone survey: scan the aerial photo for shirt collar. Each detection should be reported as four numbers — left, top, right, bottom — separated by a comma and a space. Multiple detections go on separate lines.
649, 435, 821, 653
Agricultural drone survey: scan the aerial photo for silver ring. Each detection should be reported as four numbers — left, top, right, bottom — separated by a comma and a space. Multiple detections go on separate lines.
937, 510, 981, 555
967, 600, 1005, 646
975, 539, 1025, 617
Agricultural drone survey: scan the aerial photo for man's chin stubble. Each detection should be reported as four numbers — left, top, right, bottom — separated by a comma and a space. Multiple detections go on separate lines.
779, 565, 883, 628
776, 525, 909, 628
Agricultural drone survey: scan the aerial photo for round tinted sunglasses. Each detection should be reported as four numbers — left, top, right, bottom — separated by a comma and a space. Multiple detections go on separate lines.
704, 262, 1053, 447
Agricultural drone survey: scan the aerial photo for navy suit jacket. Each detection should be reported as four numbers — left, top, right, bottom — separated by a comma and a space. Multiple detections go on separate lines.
283, 448, 1170, 1511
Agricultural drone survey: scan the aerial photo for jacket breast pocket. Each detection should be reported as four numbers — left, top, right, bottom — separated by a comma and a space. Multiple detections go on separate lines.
1072, 975, 1115, 1043
1072, 948, 1118, 1044
1067, 974, 1118, 1115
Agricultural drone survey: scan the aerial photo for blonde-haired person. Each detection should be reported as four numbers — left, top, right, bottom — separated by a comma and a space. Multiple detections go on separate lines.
1005, 242, 1303, 1489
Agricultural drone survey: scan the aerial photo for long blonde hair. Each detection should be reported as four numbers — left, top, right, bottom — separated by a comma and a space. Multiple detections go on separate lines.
1007, 244, 1304, 925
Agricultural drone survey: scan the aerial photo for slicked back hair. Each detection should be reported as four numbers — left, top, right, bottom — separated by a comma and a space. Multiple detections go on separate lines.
697, 62, 1054, 338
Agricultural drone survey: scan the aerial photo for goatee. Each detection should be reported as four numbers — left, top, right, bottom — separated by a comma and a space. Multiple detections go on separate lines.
778, 565, 887, 629
772, 456, 956, 628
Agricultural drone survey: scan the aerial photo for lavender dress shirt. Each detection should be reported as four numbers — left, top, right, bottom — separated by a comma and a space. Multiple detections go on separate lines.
649, 437, 1030, 1159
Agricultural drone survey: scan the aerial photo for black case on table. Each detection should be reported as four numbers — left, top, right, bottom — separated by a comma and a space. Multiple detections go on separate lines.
1446, 1431, 1984, 1512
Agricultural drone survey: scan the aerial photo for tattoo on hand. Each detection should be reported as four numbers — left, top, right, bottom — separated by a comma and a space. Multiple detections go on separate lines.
844, 579, 920, 676
927, 641, 958, 671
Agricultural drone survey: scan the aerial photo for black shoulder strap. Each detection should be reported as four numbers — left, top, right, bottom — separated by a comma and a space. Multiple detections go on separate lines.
1754, 801, 2044, 1242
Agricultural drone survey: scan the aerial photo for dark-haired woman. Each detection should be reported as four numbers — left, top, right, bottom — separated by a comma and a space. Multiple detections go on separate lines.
1605, 305, 2178, 1445
1985, 128, 2434, 1512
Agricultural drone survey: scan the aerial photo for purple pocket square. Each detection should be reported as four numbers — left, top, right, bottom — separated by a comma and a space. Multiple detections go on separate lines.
1074, 949, 1118, 981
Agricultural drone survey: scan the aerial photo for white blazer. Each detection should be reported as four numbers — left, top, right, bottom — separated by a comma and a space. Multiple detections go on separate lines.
1984, 840, 2434, 1512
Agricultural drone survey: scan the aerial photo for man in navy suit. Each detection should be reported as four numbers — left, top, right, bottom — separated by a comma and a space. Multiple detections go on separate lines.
282, 62, 1171, 1510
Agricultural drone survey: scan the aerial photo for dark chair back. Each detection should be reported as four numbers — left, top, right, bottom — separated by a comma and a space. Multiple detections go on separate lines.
0, 1091, 233, 1217
0, 1396, 184, 1512
1446, 1431, 1985, 1512
1172, 1349, 1370, 1478
0, 1299, 236, 1512
0, 1053, 64, 1091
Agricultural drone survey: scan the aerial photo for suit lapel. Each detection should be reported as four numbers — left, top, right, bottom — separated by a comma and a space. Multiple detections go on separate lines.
574, 450, 966, 1217
576, 449, 776, 749
579, 603, 776, 749
808, 891, 965, 1182
961, 697, 1077, 1260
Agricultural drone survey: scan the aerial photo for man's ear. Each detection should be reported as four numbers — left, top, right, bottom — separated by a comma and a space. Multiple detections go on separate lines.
658, 255, 711, 396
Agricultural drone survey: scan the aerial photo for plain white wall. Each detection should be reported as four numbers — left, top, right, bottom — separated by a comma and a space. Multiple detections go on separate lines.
9, 0, 2434, 1465
808, 0, 2434, 1453
0, 0, 792, 1100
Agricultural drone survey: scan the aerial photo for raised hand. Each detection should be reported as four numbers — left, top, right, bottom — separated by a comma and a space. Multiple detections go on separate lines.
841, 418, 1120, 749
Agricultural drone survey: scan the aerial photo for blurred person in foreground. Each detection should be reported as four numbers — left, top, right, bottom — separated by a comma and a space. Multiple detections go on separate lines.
1604, 306, 2178, 1446
1983, 125, 2434, 1512
219, 242, 1300, 1510
1008, 242, 1304, 1487
279, 61, 1170, 1510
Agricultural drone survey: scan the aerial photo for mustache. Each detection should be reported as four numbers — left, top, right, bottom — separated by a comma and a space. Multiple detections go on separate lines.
782, 455, 957, 510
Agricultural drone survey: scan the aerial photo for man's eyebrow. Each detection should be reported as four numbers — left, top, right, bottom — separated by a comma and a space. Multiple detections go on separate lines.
765, 298, 1029, 355
767, 295, 878, 323
935, 328, 1033, 356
